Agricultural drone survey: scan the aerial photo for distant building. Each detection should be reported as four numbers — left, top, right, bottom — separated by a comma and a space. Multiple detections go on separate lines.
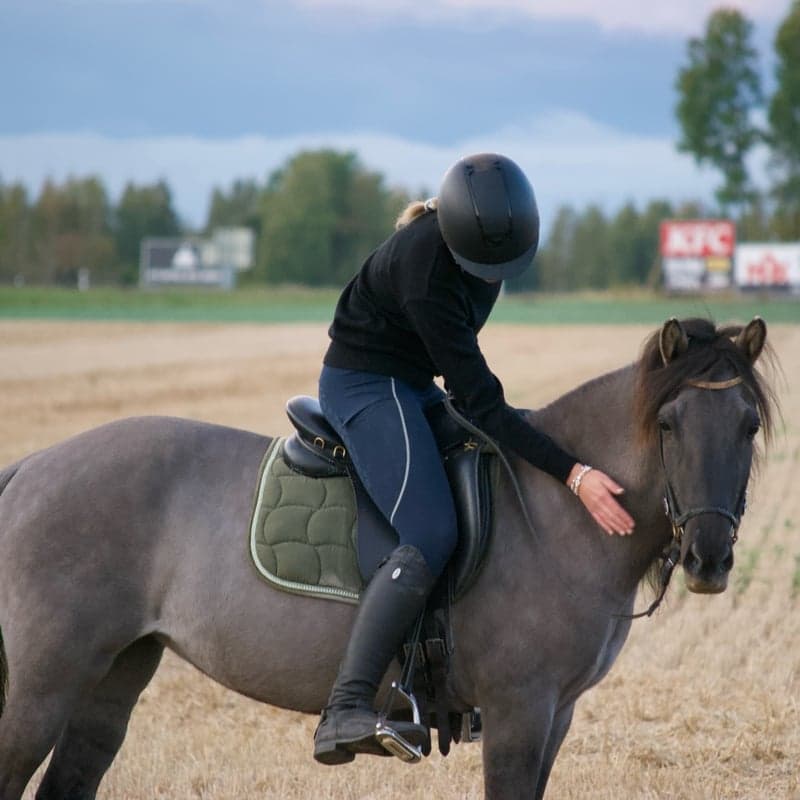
140, 227, 255, 289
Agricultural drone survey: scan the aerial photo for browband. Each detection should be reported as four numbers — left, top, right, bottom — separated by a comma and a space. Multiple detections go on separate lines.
685, 376, 743, 390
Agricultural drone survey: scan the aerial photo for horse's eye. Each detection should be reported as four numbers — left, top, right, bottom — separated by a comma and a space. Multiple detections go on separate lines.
746, 421, 760, 440
658, 419, 672, 433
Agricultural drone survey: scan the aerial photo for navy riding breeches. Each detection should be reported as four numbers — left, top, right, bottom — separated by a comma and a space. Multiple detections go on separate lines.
318, 365, 458, 578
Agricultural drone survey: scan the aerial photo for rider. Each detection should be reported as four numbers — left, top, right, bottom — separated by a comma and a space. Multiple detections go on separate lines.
313, 152, 635, 765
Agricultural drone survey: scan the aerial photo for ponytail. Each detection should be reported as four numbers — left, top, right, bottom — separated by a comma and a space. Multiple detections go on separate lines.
395, 197, 438, 230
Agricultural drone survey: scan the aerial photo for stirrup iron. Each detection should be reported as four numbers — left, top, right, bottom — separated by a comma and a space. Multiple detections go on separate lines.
463, 708, 482, 742
375, 682, 424, 763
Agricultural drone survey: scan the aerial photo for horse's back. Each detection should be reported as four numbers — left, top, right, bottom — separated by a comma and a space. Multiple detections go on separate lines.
0, 416, 272, 628
3, 415, 269, 475
2, 415, 267, 523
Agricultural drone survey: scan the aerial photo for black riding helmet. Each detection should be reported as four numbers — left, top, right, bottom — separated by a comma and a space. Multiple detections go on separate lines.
437, 153, 539, 281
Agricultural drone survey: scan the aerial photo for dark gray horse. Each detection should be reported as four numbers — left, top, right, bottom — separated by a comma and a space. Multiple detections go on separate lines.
0, 317, 776, 799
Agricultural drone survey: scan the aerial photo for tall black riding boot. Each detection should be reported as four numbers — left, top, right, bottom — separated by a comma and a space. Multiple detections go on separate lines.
313, 544, 435, 765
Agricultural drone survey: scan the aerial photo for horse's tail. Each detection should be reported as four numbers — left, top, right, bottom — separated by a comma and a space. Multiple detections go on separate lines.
0, 626, 6, 717
0, 459, 23, 716
0, 458, 22, 496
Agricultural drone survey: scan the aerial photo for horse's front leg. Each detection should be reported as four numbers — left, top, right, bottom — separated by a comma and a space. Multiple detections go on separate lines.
535, 702, 575, 799
480, 689, 556, 799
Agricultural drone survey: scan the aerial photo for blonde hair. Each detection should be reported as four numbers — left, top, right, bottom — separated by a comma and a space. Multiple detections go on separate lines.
395, 197, 438, 230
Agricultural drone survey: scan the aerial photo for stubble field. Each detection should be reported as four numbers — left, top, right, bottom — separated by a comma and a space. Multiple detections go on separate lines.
2, 318, 799, 800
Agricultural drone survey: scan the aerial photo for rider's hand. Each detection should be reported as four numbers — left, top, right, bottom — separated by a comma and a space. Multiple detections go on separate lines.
566, 465, 634, 536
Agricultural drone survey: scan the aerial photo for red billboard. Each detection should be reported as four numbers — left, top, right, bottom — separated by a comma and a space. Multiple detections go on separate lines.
660, 220, 736, 258
660, 220, 735, 291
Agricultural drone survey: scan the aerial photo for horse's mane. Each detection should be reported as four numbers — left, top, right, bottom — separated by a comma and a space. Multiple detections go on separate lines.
633, 318, 778, 455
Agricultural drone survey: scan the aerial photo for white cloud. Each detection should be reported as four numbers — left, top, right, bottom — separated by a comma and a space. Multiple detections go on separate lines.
295, 0, 787, 34
0, 112, 724, 229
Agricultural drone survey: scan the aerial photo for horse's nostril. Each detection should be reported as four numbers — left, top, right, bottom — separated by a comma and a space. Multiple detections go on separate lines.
722, 550, 734, 572
683, 543, 701, 574
685, 539, 734, 576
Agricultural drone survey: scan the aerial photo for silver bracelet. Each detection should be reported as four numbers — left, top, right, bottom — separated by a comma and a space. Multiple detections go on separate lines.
570, 464, 593, 496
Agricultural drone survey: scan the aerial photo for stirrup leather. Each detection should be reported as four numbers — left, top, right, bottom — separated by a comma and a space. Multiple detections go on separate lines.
375, 682, 424, 763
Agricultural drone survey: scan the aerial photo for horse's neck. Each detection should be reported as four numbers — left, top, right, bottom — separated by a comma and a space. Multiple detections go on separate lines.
534, 366, 641, 485
517, 364, 670, 600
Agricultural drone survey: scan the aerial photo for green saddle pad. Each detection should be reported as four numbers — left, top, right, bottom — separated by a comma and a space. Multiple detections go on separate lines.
249, 437, 363, 604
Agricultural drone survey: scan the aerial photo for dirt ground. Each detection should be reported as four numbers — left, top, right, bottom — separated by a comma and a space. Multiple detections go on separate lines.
3, 319, 799, 800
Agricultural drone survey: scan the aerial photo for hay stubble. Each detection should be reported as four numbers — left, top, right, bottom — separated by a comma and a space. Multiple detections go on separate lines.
2, 320, 798, 800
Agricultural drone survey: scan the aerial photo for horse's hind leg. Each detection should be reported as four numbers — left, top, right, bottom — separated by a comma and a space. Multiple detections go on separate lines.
35, 636, 164, 800
0, 677, 73, 800
0, 628, 118, 800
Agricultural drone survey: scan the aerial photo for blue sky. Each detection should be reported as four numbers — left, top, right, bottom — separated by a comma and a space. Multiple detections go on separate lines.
0, 0, 789, 227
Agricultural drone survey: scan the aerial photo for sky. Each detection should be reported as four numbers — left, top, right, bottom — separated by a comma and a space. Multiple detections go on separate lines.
0, 0, 790, 228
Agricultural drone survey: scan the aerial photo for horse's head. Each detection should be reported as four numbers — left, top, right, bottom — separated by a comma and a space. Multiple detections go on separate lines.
636, 317, 776, 595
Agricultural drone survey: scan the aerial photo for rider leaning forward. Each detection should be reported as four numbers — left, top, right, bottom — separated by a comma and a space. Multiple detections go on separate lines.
313, 152, 635, 765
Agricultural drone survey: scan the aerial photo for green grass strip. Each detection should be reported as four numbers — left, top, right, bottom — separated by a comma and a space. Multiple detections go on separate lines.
1, 286, 798, 324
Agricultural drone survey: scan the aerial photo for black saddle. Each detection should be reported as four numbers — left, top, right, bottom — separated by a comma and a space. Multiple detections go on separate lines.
283, 395, 494, 600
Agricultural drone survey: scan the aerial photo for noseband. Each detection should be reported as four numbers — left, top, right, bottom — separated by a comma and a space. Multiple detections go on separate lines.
623, 375, 748, 620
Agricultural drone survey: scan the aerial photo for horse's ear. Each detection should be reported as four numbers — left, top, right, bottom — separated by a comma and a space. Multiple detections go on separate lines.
736, 316, 767, 364
659, 318, 689, 365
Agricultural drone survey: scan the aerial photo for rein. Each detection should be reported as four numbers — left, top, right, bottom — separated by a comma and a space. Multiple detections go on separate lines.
620, 375, 748, 620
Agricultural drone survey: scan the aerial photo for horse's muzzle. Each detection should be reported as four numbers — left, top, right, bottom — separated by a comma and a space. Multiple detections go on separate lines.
681, 522, 735, 594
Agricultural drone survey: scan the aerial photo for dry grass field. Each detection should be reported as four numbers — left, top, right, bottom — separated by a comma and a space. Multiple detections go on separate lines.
2, 319, 799, 800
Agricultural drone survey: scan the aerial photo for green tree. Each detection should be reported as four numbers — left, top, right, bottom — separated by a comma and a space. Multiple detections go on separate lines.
64, 177, 116, 283
639, 199, 676, 287
608, 202, 644, 286
571, 205, 611, 289
676, 9, 763, 212
535, 206, 579, 291
0, 180, 31, 284
205, 178, 262, 234
737, 194, 771, 241
114, 180, 181, 283
28, 177, 116, 285
767, 0, 800, 238
258, 150, 405, 286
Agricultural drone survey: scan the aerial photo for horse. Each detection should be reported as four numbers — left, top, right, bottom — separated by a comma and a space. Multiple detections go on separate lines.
0, 317, 777, 800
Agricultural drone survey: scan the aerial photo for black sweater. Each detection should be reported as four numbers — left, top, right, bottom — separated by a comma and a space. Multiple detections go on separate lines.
324, 211, 577, 483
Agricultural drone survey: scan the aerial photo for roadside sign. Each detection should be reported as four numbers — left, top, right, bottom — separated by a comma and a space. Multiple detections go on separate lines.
735, 243, 800, 291
660, 220, 735, 291
139, 227, 254, 289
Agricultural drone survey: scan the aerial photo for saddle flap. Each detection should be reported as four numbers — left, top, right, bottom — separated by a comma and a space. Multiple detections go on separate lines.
445, 447, 495, 601
355, 445, 495, 599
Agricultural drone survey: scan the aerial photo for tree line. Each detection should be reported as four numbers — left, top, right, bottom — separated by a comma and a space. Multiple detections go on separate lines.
0, 151, 409, 288
1, 2, 798, 290
0, 178, 180, 286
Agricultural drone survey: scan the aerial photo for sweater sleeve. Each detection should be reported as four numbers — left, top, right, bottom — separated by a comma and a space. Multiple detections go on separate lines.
403, 295, 577, 483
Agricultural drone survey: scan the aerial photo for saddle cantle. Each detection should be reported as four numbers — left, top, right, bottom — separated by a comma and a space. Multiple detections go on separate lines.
283, 395, 495, 600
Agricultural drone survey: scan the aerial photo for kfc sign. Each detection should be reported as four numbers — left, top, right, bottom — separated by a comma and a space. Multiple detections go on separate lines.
660, 220, 736, 258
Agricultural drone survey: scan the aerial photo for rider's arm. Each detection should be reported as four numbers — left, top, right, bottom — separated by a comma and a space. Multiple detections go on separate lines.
402, 293, 577, 484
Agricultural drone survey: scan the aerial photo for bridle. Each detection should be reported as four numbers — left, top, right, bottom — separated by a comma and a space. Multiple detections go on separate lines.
447, 378, 752, 622
623, 375, 749, 620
